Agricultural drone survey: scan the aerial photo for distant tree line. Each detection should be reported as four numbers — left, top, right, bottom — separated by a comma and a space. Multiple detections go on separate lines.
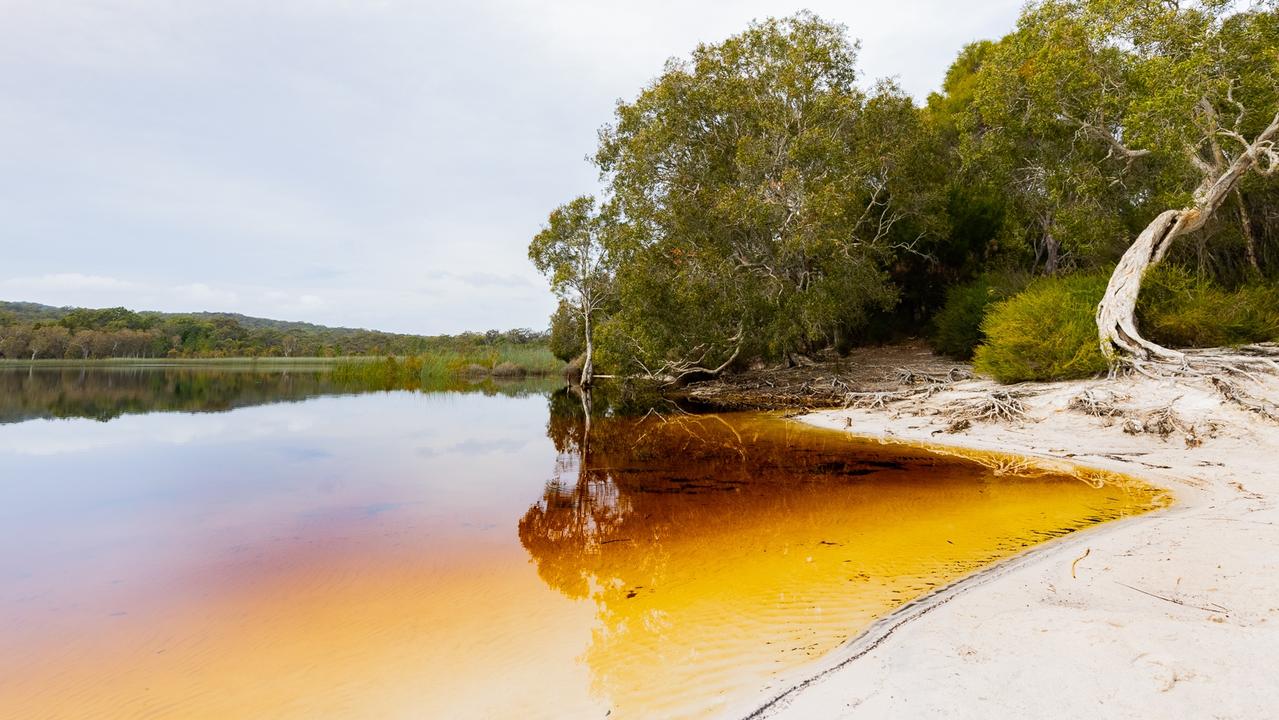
530, 2, 1279, 382
0, 302, 547, 360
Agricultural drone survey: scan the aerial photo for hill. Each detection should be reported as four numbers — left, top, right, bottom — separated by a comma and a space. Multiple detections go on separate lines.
0, 300, 546, 360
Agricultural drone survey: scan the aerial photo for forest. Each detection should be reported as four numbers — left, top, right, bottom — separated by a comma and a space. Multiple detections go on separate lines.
530, 0, 1279, 384
0, 301, 547, 360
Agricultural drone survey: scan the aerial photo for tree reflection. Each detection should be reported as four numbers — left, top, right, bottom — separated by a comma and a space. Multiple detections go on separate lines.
515, 396, 1165, 718
516, 392, 903, 716
519, 387, 635, 599
0, 367, 559, 424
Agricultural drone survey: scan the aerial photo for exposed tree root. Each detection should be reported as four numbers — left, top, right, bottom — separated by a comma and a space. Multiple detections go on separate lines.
1211, 376, 1279, 423
845, 366, 970, 410
1068, 389, 1131, 418
943, 389, 1030, 427
1113, 343, 1279, 383
1118, 399, 1212, 447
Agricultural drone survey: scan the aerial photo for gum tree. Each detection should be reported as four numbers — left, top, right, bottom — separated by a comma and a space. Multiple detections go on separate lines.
594, 13, 942, 380
529, 196, 615, 387
970, 0, 1279, 365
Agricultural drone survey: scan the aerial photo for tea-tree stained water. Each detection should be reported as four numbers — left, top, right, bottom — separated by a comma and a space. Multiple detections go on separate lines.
0, 368, 1167, 719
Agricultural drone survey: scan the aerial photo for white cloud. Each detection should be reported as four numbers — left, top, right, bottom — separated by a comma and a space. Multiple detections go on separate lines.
0, 1, 1025, 334
2, 273, 135, 292
172, 283, 239, 306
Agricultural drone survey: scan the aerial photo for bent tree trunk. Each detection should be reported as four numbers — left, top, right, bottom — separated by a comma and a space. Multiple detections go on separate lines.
1095, 209, 1190, 363
1096, 112, 1279, 364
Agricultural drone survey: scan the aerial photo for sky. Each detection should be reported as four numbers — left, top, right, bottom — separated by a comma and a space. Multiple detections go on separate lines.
0, 0, 1025, 335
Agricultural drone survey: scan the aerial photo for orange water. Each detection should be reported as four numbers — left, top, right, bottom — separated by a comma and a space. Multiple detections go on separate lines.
0, 380, 1167, 719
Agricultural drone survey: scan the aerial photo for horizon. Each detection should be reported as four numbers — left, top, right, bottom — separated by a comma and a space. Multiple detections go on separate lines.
1, 1, 1023, 335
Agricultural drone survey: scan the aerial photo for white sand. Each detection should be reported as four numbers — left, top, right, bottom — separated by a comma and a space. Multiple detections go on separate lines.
740, 372, 1279, 719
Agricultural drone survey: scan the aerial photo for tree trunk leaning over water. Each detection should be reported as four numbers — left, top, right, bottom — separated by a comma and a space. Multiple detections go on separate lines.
1096, 111, 1279, 365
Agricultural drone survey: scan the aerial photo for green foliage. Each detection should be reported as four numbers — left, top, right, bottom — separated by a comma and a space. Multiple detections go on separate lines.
331, 356, 426, 389
333, 345, 563, 388
585, 13, 944, 372
973, 274, 1111, 382
973, 266, 1279, 383
1138, 266, 1279, 347
930, 272, 1029, 359
548, 300, 585, 362
518, 5, 1279, 374
0, 301, 551, 360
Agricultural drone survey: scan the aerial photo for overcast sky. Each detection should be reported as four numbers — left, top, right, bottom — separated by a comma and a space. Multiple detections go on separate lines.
0, 1, 1024, 334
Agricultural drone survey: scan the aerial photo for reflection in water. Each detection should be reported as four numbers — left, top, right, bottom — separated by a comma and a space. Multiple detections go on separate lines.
520, 389, 1169, 718
0, 365, 558, 424
0, 372, 1167, 719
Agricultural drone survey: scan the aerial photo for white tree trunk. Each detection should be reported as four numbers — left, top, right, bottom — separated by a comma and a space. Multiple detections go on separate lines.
1095, 209, 1188, 362
1096, 112, 1279, 363
580, 310, 594, 387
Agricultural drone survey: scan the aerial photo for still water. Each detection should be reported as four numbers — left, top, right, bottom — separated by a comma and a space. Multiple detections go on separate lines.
0, 366, 1167, 719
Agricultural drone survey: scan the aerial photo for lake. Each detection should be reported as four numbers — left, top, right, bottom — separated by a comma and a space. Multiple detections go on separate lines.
0, 365, 1167, 719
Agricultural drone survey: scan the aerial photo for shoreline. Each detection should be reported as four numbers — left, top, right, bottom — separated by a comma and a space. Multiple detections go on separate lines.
730, 369, 1279, 719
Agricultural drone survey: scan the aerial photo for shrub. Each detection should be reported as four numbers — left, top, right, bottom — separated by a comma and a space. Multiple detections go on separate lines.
1138, 266, 1279, 348
548, 301, 585, 362
973, 273, 1110, 383
491, 361, 526, 377
930, 272, 1029, 359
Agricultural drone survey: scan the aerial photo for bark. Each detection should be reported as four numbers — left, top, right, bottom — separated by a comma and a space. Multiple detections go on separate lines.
580, 310, 594, 388
1096, 112, 1279, 363
1235, 189, 1260, 272
1044, 231, 1060, 275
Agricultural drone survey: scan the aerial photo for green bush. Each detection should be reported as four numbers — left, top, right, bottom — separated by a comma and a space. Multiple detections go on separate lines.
973, 274, 1110, 383
1138, 266, 1279, 348
930, 272, 1029, 359
972, 267, 1279, 383
548, 300, 585, 362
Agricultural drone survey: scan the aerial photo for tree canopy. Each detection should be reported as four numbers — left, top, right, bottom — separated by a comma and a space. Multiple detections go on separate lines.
531, 4, 1279, 378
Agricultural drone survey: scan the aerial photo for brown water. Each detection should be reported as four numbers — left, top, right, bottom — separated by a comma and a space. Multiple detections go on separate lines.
0, 368, 1167, 719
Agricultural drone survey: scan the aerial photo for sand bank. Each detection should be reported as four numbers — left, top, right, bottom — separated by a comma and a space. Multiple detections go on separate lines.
744, 371, 1279, 719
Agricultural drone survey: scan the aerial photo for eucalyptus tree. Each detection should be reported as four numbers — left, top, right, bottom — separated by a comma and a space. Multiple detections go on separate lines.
961, 8, 1149, 275
594, 13, 943, 379
529, 196, 616, 387
966, 0, 1279, 364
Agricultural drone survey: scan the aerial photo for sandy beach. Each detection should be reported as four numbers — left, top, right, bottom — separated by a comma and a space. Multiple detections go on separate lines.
741, 369, 1279, 719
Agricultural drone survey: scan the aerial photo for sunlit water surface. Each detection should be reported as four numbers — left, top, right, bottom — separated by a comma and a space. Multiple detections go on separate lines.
0, 367, 1168, 719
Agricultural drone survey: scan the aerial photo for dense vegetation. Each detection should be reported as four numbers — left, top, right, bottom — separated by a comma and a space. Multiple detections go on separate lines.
0, 301, 550, 361
975, 268, 1279, 382
529, 1, 1279, 383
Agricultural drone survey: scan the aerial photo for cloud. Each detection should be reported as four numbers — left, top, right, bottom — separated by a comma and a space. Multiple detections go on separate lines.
172, 283, 239, 306
1, 273, 136, 292
425, 270, 539, 289
0, 1, 1025, 334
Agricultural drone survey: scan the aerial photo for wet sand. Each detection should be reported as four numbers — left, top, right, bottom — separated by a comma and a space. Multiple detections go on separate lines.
761, 371, 1279, 719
